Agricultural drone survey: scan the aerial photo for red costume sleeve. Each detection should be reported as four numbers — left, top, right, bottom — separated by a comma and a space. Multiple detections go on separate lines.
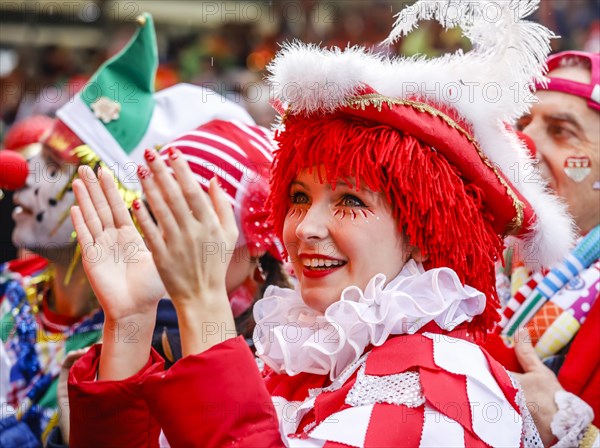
140, 336, 282, 447
68, 344, 165, 448
559, 298, 600, 425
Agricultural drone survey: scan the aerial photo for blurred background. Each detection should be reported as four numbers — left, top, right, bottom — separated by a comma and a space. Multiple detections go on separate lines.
1, 0, 598, 131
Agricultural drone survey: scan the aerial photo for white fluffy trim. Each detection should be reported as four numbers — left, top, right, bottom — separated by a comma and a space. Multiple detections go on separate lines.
253, 260, 485, 380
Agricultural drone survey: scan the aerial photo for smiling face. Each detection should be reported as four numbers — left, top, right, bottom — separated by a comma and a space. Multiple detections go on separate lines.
270, 115, 504, 333
516, 65, 600, 235
12, 145, 78, 254
282, 168, 410, 312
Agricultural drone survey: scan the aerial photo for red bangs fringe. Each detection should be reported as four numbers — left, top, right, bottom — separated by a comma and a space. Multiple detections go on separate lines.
269, 115, 503, 338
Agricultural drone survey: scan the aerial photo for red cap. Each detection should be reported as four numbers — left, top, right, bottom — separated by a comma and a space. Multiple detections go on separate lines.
3, 115, 54, 159
3, 115, 54, 151
41, 119, 84, 163
335, 86, 534, 238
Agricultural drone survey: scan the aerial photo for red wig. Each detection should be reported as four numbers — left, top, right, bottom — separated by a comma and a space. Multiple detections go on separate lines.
269, 113, 503, 337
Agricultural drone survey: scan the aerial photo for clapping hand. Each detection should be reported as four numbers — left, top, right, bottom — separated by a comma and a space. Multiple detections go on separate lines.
71, 165, 166, 379
131, 148, 238, 355
71, 165, 165, 322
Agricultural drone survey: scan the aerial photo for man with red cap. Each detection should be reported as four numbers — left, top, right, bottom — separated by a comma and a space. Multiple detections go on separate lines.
493, 51, 600, 445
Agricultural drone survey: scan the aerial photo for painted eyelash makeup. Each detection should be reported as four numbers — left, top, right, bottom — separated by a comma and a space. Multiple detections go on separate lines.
333, 207, 377, 222
287, 192, 379, 222
332, 209, 346, 220
287, 207, 306, 219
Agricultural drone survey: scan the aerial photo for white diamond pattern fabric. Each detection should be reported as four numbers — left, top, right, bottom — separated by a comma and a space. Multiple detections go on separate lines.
345, 364, 425, 408
424, 332, 523, 447
308, 404, 375, 447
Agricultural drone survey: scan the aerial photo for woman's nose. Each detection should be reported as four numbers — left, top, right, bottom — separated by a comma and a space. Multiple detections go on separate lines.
295, 202, 330, 242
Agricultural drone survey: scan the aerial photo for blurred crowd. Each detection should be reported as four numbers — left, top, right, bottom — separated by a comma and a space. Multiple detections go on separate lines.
1, 0, 599, 136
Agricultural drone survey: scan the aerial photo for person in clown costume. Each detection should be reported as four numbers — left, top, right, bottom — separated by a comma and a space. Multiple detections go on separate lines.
490, 50, 600, 446
65, 1, 594, 446
0, 12, 266, 447
0, 115, 54, 263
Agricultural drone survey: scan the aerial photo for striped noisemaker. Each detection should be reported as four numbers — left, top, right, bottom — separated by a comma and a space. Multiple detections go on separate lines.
533, 265, 599, 358
503, 225, 600, 337
496, 272, 543, 332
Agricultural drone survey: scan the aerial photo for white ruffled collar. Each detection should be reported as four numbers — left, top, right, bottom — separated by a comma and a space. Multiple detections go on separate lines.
253, 260, 485, 380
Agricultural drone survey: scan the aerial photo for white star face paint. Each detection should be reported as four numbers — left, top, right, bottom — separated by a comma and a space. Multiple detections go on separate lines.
12, 146, 78, 253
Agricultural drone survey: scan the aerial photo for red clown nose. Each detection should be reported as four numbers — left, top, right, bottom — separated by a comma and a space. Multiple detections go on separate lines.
515, 131, 537, 159
0, 150, 29, 190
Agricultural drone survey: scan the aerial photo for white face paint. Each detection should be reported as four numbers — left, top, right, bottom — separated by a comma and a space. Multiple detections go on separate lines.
12, 146, 78, 254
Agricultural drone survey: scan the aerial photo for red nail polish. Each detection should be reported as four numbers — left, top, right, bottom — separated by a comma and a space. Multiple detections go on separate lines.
132, 199, 141, 210
137, 164, 150, 179
144, 148, 156, 162
167, 147, 179, 160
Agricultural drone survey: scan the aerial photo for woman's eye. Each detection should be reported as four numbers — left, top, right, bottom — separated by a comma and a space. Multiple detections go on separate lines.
340, 195, 366, 207
290, 192, 309, 204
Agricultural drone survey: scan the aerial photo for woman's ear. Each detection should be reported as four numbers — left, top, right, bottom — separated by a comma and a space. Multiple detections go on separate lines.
410, 245, 428, 263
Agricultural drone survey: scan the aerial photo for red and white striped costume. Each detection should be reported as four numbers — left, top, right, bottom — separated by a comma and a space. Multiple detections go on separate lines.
68, 328, 539, 447
69, 262, 540, 447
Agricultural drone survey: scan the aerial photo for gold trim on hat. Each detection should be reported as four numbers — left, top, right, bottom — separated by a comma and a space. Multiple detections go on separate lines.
344, 93, 525, 234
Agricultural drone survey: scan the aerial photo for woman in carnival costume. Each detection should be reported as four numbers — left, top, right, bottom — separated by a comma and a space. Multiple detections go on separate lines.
66, 0, 589, 446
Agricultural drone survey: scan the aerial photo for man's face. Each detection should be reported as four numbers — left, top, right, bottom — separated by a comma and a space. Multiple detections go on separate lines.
517, 65, 600, 235
12, 145, 78, 254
